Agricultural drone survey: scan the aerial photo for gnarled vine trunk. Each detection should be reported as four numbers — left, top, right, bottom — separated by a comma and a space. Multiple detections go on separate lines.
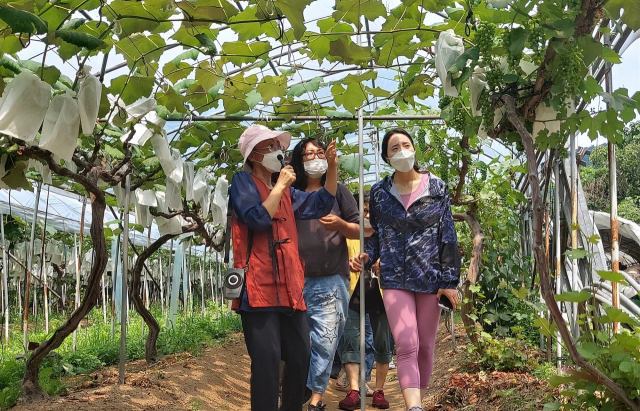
130, 233, 174, 365
20, 175, 108, 402
453, 202, 484, 345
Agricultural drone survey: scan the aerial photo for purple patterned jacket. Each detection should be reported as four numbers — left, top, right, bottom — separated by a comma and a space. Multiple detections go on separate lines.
365, 173, 461, 294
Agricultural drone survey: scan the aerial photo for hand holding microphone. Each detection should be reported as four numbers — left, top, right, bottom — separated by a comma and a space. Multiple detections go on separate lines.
277, 154, 286, 169
275, 165, 296, 189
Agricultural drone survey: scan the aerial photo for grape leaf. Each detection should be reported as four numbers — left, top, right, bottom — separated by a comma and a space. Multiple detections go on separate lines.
328, 37, 372, 66
605, 0, 640, 30
554, 290, 592, 303
110, 75, 155, 105
273, 0, 313, 40
257, 76, 287, 104
333, 0, 387, 29
245, 89, 262, 109
195, 33, 217, 56
288, 76, 322, 97
221, 41, 271, 66
339, 154, 371, 175
0, 5, 47, 34
55, 30, 105, 50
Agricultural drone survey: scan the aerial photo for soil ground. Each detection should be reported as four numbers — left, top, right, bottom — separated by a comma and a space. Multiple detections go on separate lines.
12, 320, 552, 411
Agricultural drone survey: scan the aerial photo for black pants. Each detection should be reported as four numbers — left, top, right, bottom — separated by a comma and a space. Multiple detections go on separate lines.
241, 310, 310, 411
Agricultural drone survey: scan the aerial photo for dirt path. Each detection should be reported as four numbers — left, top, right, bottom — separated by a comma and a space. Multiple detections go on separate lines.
12, 321, 462, 411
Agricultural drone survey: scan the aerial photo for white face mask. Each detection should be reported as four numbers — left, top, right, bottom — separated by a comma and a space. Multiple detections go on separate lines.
363, 218, 372, 229
258, 150, 284, 173
304, 158, 328, 179
389, 149, 415, 173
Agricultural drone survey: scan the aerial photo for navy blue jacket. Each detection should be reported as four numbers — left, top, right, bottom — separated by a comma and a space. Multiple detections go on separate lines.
365, 173, 461, 294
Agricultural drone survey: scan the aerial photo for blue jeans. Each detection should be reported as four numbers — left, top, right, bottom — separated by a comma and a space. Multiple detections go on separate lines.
365, 314, 375, 381
304, 275, 349, 394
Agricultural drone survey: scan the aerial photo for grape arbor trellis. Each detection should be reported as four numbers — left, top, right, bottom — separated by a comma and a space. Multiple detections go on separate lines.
0, 0, 639, 408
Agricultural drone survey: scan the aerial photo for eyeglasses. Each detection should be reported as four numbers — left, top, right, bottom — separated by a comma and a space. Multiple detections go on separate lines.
302, 151, 326, 160
254, 142, 285, 153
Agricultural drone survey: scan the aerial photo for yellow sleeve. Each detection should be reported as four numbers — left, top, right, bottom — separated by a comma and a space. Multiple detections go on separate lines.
346, 239, 360, 296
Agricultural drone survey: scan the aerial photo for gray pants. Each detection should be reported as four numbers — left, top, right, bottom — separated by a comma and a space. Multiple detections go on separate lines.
341, 308, 393, 365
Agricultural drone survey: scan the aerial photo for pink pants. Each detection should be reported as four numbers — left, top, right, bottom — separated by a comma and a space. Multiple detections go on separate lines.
383, 289, 441, 390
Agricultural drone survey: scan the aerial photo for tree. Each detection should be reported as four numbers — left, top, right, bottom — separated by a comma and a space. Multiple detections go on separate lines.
583, 121, 640, 223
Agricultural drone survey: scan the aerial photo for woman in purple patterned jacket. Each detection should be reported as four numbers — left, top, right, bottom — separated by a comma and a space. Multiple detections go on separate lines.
350, 129, 461, 411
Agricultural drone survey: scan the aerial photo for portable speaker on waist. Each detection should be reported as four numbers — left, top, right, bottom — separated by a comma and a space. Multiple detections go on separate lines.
223, 268, 245, 299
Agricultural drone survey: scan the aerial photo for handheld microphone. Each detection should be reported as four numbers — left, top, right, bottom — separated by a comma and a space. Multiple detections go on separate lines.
277, 154, 286, 169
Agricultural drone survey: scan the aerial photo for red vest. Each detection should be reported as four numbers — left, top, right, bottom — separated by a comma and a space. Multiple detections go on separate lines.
231, 175, 306, 310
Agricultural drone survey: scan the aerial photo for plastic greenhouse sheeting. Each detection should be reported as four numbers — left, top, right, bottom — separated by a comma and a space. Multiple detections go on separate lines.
0, 186, 213, 255
591, 211, 640, 266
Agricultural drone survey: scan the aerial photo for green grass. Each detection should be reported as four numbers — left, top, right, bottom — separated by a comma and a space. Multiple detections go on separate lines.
0, 302, 241, 409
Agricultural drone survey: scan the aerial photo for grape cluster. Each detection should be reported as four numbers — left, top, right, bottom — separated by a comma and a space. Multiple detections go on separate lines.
479, 65, 502, 131
557, 43, 583, 100
502, 30, 521, 71
475, 22, 496, 61
469, 0, 482, 8
430, 132, 450, 184
439, 96, 468, 134
528, 21, 545, 65
449, 108, 467, 133
438, 95, 453, 110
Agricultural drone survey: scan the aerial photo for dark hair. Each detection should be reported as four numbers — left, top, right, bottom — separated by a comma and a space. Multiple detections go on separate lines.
353, 190, 370, 206
381, 128, 421, 172
291, 138, 327, 190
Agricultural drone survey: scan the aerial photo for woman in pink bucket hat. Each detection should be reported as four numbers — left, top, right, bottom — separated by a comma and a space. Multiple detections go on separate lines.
229, 124, 339, 411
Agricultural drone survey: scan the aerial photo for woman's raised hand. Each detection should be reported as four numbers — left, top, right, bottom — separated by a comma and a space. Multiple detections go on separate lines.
325, 141, 338, 167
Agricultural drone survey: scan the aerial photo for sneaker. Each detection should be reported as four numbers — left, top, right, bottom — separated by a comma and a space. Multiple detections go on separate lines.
335, 372, 349, 392
407, 407, 423, 411
338, 390, 361, 411
307, 401, 327, 411
388, 360, 396, 370
371, 390, 389, 409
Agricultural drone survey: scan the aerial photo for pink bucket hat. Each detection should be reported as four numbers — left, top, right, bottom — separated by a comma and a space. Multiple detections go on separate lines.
238, 125, 292, 171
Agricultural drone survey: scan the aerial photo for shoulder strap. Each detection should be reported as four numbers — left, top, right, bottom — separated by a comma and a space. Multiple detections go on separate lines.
224, 196, 232, 264
224, 195, 253, 267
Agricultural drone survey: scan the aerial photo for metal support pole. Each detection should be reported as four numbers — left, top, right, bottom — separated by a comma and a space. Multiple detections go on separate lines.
554, 161, 563, 372
0, 207, 8, 345
72, 233, 79, 351
40, 186, 51, 335
23, 180, 42, 353
604, 31, 620, 333
569, 133, 579, 339
119, 175, 130, 384
553, 159, 565, 373
357, 109, 366, 411
163, 114, 441, 122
